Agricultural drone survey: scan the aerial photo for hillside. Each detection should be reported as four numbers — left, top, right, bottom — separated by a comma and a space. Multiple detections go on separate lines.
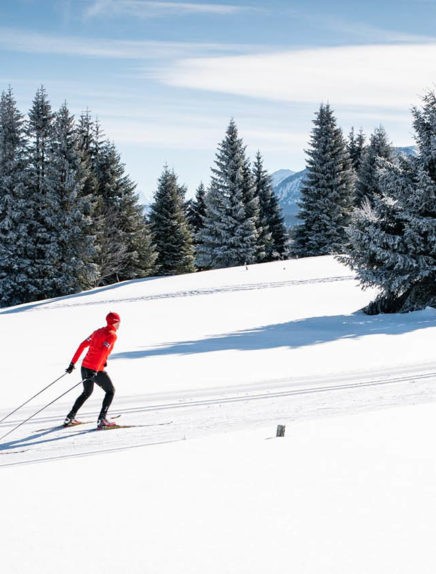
0, 256, 435, 573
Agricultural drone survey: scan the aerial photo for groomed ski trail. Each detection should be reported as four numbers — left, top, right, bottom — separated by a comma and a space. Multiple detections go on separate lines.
1, 364, 435, 468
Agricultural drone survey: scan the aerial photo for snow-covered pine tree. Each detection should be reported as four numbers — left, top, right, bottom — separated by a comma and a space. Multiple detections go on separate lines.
252, 152, 273, 262
75, 111, 100, 201
93, 140, 157, 283
241, 155, 262, 261
413, 91, 436, 181
355, 126, 394, 207
45, 102, 98, 295
347, 127, 366, 172
196, 119, 258, 269
187, 182, 207, 235
186, 183, 207, 269
341, 91, 436, 313
149, 165, 195, 275
0, 87, 30, 307
291, 104, 355, 257
24, 86, 61, 301
253, 151, 288, 261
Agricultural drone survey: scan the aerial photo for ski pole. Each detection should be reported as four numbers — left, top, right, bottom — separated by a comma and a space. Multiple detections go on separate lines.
0, 379, 84, 443
0, 372, 68, 425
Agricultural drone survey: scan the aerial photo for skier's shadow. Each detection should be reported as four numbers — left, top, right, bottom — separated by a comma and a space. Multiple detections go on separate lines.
0, 426, 92, 452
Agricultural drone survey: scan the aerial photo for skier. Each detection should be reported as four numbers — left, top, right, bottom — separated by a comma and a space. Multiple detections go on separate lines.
64, 312, 121, 429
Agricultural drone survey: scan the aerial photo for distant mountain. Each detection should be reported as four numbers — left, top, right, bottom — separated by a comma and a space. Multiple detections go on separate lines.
272, 168, 306, 228
270, 169, 294, 188
395, 146, 418, 158
272, 146, 419, 228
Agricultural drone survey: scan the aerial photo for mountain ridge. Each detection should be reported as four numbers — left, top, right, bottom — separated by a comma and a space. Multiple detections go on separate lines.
272, 145, 418, 228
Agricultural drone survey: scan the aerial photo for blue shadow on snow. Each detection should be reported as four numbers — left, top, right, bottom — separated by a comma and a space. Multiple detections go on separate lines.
111, 310, 435, 359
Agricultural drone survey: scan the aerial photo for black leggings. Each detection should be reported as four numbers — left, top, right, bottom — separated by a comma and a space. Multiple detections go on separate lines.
69, 367, 115, 420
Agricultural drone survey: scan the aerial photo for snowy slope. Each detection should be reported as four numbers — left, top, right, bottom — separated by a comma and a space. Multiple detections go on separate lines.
0, 256, 435, 573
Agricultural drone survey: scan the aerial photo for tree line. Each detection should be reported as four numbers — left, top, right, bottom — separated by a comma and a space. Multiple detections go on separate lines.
1, 85, 434, 314
291, 90, 435, 314
0, 87, 287, 308
151, 119, 288, 275
0, 86, 157, 308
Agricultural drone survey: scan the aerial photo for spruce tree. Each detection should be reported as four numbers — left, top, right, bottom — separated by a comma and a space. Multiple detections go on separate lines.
196, 119, 258, 269
45, 102, 98, 294
347, 127, 366, 172
0, 87, 29, 306
24, 86, 60, 301
187, 182, 207, 235
241, 156, 262, 261
149, 166, 195, 275
75, 111, 101, 198
341, 91, 436, 313
355, 126, 394, 207
94, 141, 157, 283
292, 104, 355, 257
253, 151, 287, 261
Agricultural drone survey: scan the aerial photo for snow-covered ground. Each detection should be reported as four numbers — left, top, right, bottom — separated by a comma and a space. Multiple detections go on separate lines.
0, 256, 435, 573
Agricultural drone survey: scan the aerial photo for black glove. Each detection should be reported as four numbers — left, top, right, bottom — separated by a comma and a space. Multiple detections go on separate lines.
87, 370, 98, 381
66, 362, 75, 374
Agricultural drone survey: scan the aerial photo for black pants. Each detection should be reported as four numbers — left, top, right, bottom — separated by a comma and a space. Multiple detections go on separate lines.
68, 367, 115, 421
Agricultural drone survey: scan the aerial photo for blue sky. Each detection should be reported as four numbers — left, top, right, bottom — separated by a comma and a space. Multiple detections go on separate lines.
1, 0, 435, 202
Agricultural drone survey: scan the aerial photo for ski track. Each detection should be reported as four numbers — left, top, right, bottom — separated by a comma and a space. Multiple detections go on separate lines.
1, 366, 435, 468
19, 275, 355, 311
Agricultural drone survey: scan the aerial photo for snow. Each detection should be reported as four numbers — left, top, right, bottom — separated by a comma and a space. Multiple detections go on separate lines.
0, 256, 435, 573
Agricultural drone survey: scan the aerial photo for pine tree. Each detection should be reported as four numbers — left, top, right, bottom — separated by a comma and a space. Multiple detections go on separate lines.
355, 126, 394, 207
23, 86, 60, 301
75, 111, 100, 203
241, 156, 262, 261
413, 91, 436, 181
253, 151, 287, 261
196, 119, 258, 269
149, 166, 195, 275
341, 91, 436, 313
0, 87, 29, 306
292, 104, 355, 257
94, 141, 157, 283
45, 102, 98, 294
187, 182, 207, 235
347, 127, 366, 172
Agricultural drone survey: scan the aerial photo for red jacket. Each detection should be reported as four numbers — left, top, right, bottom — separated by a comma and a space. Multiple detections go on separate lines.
71, 325, 118, 372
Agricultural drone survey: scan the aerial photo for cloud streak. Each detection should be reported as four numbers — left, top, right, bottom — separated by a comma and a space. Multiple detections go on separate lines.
0, 27, 257, 59
154, 43, 436, 109
84, 0, 255, 19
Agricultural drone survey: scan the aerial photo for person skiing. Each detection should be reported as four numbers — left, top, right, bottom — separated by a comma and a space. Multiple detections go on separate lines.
64, 312, 121, 429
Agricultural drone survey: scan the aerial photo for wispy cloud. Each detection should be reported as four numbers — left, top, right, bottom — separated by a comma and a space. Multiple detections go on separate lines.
312, 16, 436, 44
154, 43, 436, 109
0, 27, 257, 59
84, 0, 255, 19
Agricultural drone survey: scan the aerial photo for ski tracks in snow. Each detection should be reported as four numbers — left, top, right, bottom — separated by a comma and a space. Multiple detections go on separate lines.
23, 275, 356, 312
1, 364, 435, 468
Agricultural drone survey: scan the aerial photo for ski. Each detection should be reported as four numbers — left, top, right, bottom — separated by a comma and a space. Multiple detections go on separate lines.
35, 420, 91, 432
35, 414, 122, 433
96, 421, 173, 431
96, 424, 136, 431
35, 416, 172, 433
141, 420, 173, 427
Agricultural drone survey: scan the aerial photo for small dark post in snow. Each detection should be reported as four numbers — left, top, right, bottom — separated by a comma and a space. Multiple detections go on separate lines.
276, 424, 286, 437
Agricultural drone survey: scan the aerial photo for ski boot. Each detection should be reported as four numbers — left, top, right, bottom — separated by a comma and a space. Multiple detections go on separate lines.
97, 418, 117, 430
